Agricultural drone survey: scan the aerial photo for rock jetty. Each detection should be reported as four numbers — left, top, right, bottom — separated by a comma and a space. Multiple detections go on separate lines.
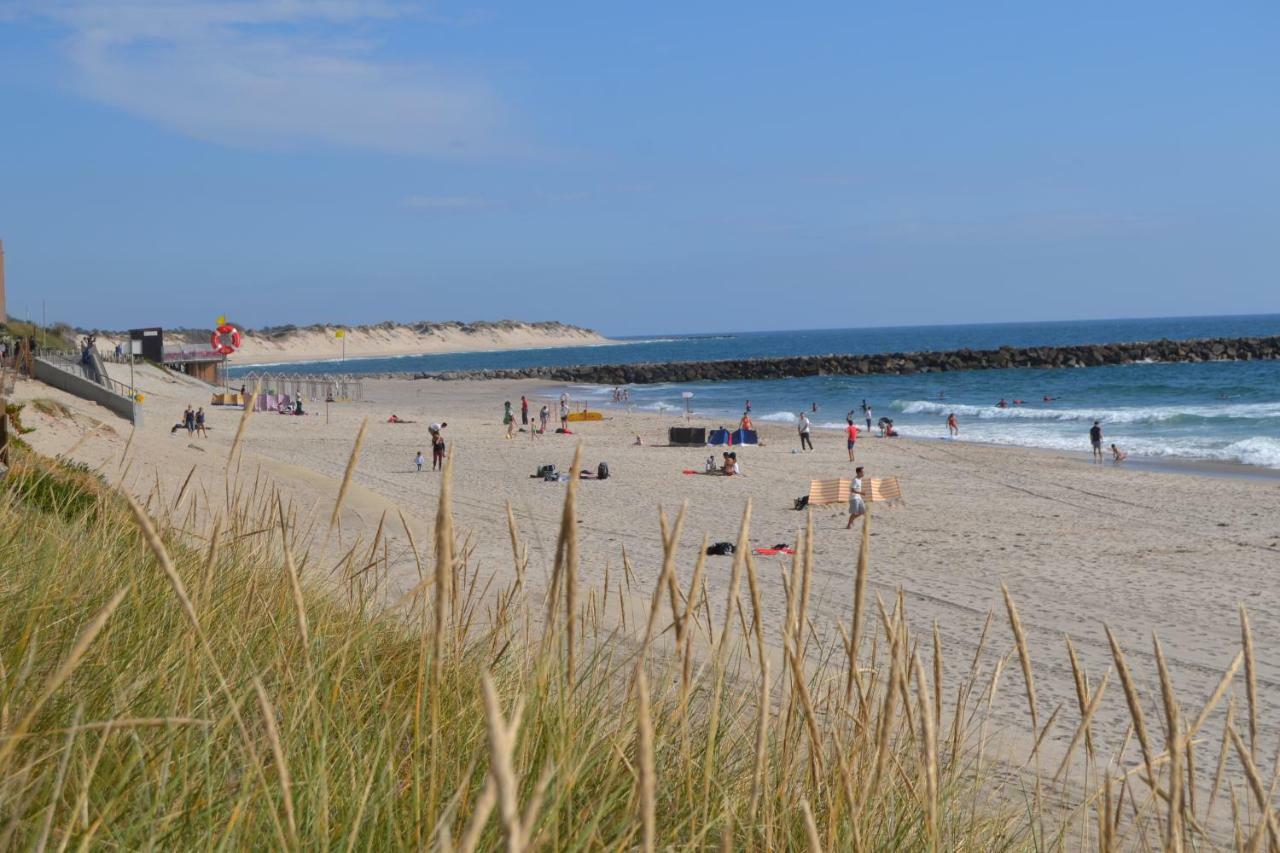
426, 335, 1280, 384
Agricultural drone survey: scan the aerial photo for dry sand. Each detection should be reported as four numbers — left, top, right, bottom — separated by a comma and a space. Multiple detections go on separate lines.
14, 366, 1280, 795
230, 322, 606, 364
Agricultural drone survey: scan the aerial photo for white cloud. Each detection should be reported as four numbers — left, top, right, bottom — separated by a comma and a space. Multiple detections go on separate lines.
22, 1, 508, 156
401, 195, 488, 209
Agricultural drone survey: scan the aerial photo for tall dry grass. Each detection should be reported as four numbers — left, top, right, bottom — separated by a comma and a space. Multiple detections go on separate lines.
0, 445, 1272, 849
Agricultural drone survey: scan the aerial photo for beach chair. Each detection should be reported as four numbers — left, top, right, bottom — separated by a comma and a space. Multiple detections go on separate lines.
807, 478, 851, 506
865, 476, 904, 504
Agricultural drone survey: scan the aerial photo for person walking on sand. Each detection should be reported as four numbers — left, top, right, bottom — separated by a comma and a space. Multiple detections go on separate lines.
947, 412, 958, 436
415, 450, 425, 472
520, 395, 529, 426
798, 412, 813, 451
539, 404, 550, 434
846, 467, 867, 528
183, 405, 195, 435
1090, 420, 1104, 461
864, 404, 872, 433
559, 399, 569, 431
845, 418, 859, 461
195, 407, 207, 438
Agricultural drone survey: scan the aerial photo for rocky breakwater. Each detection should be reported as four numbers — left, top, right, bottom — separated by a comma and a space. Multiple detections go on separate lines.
426, 335, 1280, 384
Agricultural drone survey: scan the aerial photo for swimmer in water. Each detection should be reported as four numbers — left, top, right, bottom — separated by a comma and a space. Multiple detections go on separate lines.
997, 398, 1008, 408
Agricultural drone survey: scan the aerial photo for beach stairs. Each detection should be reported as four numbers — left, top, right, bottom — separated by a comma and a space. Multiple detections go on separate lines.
31, 348, 140, 424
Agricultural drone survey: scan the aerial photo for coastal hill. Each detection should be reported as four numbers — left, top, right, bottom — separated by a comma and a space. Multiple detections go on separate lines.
77, 320, 605, 365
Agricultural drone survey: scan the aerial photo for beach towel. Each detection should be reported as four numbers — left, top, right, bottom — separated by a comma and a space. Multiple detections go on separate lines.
866, 476, 904, 503
752, 546, 796, 556
807, 478, 851, 506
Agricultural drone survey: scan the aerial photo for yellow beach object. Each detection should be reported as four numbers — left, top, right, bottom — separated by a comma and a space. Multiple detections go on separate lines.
565, 411, 604, 422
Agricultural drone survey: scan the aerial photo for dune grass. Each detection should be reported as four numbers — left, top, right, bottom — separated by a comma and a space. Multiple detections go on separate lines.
0, 445, 1271, 849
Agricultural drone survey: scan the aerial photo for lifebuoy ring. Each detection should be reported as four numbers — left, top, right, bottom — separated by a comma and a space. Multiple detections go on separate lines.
211, 324, 241, 356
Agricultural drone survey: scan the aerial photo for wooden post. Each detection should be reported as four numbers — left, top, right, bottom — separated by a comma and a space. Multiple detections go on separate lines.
0, 395, 9, 468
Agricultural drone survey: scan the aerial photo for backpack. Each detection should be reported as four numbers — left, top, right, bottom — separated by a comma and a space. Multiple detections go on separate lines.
793, 495, 809, 511
536, 464, 556, 479
705, 541, 735, 556
597, 462, 610, 480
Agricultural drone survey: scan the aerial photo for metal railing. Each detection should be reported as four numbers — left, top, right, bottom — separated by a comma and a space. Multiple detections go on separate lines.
38, 350, 136, 399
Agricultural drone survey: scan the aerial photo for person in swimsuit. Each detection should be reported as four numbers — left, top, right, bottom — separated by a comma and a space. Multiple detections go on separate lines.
947, 412, 958, 436
431, 430, 445, 470
1111, 443, 1127, 463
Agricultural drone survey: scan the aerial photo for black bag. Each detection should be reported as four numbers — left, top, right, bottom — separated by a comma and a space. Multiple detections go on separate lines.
793, 495, 809, 511
706, 541, 735, 556
597, 462, 610, 480
536, 464, 556, 478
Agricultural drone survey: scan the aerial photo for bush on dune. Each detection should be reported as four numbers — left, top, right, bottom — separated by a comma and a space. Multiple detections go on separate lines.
0, 446, 1266, 849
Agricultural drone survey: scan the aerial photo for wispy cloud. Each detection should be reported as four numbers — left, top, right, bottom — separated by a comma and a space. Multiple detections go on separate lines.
19, 1, 509, 157
401, 195, 489, 209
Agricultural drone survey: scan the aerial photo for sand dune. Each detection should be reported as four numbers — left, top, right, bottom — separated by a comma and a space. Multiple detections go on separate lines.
15, 366, 1279, 809
92, 320, 608, 366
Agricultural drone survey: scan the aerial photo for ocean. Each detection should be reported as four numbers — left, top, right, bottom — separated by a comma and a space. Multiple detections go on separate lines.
232, 314, 1280, 469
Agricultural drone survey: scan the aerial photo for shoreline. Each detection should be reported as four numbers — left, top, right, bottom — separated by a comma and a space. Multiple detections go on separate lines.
555, 391, 1280, 481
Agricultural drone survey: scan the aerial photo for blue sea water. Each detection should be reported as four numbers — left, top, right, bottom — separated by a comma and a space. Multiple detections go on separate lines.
233, 314, 1280, 468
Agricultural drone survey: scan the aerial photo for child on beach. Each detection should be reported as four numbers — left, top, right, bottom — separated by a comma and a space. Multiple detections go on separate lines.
415, 451, 425, 472
947, 412, 958, 436
1111, 444, 1127, 463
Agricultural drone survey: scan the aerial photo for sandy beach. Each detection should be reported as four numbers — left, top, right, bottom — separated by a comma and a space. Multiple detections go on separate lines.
14, 366, 1279, 784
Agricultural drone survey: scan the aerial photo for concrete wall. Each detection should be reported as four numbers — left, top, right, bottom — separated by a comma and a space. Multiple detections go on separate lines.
33, 358, 139, 424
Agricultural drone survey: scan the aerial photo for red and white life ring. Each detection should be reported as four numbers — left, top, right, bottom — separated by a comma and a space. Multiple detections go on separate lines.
211, 324, 242, 356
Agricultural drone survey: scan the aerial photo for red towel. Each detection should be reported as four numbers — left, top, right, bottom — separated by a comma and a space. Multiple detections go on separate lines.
752, 547, 796, 556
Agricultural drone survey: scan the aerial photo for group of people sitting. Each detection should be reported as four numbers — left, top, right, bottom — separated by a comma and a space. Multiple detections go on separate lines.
705, 452, 742, 476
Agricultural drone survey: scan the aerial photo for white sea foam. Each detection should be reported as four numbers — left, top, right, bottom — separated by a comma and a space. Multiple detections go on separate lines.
892, 423, 1280, 469
896, 399, 1280, 425
757, 411, 800, 423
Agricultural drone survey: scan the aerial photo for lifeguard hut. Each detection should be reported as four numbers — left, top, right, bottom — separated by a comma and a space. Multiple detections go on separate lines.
130, 327, 227, 384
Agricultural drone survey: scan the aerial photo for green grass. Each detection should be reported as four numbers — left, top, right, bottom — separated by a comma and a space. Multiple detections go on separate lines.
0, 447, 1266, 849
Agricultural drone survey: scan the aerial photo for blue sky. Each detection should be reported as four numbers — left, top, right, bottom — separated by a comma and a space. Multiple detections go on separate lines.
1, 1, 1277, 336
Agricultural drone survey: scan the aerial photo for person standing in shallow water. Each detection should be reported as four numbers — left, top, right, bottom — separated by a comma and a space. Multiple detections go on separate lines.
1090, 420, 1104, 461
947, 412, 959, 436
